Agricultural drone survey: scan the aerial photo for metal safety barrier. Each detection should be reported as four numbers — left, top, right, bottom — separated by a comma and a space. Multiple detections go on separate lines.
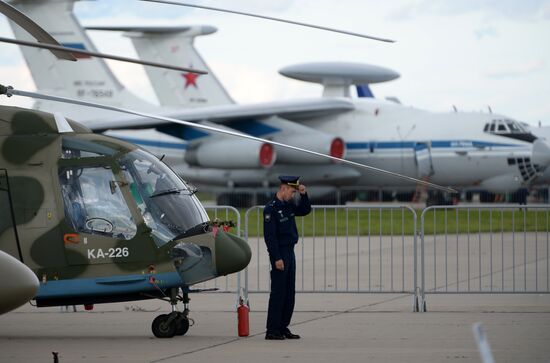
244, 205, 419, 303
420, 205, 550, 312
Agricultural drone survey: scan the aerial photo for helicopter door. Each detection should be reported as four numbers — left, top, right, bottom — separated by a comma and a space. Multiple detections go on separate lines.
415, 142, 434, 178
0, 169, 22, 261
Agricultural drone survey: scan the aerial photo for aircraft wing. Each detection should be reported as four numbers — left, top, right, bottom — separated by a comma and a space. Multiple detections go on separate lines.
85, 98, 355, 131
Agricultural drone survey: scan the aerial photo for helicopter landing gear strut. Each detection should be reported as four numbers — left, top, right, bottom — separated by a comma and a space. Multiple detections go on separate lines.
151, 288, 194, 338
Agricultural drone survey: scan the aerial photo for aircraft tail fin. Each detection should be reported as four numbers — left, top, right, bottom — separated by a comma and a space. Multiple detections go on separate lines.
86, 25, 234, 108
356, 84, 374, 98
7, 0, 151, 116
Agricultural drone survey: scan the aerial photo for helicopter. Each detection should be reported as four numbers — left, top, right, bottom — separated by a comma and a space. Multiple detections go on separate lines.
0, 0, 453, 339
0, 103, 252, 337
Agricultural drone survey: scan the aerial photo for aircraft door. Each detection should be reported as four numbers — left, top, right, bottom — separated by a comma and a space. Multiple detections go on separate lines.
59, 159, 155, 265
0, 169, 22, 261
415, 142, 434, 178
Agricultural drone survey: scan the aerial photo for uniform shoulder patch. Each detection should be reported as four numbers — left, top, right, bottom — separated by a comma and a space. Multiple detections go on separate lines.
265, 213, 271, 222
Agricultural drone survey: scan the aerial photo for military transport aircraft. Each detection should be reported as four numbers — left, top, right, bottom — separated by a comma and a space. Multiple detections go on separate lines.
89, 24, 550, 197
0, 0, 451, 340
7, 0, 549, 202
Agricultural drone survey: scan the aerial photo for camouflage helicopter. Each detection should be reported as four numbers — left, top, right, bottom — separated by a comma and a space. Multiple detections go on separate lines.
0, 103, 252, 337
0, 0, 453, 339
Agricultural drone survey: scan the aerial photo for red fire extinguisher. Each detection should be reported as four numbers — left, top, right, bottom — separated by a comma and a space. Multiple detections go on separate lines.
237, 298, 249, 337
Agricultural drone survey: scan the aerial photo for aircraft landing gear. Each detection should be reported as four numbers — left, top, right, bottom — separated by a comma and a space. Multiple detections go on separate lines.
151, 288, 194, 338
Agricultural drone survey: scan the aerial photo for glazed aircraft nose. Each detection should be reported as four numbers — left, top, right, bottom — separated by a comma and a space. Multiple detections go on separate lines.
0, 250, 39, 314
214, 231, 252, 276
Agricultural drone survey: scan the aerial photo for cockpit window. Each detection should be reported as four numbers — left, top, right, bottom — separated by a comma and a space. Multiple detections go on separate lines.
59, 166, 137, 240
118, 149, 209, 247
484, 118, 537, 143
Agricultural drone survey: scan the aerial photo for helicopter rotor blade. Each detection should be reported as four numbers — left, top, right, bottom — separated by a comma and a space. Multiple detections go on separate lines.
0, 36, 208, 74
0, 84, 455, 193
139, 0, 396, 43
0, 0, 76, 61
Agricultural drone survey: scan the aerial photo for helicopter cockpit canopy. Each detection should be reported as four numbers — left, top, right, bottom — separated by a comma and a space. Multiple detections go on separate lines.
59, 136, 209, 246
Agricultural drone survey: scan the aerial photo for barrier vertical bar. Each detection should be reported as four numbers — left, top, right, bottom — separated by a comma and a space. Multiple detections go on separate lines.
346, 208, 349, 292
501, 208, 504, 292
324, 207, 327, 291
313, 208, 316, 291
513, 210, 516, 291
535, 209, 538, 291
368, 209, 371, 291
479, 208, 481, 291
456, 209, 459, 292
301, 216, 305, 291
490, 209, 493, 292
445, 208, 448, 292
335, 207, 338, 291
391, 208, 394, 291
523, 207, 527, 291
433, 211, 436, 291
357, 209, 360, 291
379, 207, 382, 292
467, 208, 470, 291
402, 208, 405, 292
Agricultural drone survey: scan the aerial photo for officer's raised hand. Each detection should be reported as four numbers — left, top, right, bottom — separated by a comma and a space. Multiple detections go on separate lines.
275, 259, 284, 271
298, 184, 306, 195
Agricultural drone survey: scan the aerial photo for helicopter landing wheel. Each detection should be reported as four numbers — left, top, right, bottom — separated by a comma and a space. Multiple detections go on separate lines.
152, 313, 176, 338
175, 312, 190, 336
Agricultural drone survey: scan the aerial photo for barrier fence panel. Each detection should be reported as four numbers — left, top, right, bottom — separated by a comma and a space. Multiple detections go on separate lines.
196, 206, 242, 296
420, 205, 550, 311
244, 205, 419, 306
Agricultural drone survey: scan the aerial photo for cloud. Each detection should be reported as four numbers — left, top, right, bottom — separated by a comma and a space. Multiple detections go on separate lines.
474, 25, 499, 39
388, 0, 550, 22
485, 59, 546, 78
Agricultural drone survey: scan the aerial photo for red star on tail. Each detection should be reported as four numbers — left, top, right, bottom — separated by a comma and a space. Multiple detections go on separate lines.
182, 72, 201, 89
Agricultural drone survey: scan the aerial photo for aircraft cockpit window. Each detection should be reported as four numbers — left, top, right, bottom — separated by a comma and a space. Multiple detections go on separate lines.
497, 123, 507, 131
118, 149, 209, 247
61, 136, 118, 159
490, 123, 496, 132
483, 123, 489, 132
506, 120, 523, 133
59, 166, 137, 240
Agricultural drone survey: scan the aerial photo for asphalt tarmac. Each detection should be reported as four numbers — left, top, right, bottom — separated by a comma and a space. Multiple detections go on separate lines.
1, 292, 549, 363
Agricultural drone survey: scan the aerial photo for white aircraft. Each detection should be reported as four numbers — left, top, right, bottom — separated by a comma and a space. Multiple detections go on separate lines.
6, 0, 550, 200
85, 22, 550, 196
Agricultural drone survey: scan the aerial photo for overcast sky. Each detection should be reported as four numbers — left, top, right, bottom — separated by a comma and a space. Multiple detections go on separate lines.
1, 0, 549, 125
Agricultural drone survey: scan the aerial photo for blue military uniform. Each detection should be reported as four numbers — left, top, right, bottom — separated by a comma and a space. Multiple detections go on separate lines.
264, 176, 311, 338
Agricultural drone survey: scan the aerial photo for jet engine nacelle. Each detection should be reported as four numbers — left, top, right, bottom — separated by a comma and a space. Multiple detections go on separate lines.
479, 174, 523, 193
184, 139, 275, 169
274, 134, 345, 164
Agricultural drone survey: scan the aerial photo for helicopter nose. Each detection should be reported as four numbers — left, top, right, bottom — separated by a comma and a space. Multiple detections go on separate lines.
214, 231, 252, 276
0, 250, 39, 314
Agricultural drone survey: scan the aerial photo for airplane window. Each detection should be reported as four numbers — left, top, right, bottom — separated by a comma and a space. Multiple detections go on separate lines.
498, 124, 507, 131
506, 121, 522, 133
118, 149, 209, 247
483, 124, 489, 132
490, 123, 496, 132
59, 166, 137, 240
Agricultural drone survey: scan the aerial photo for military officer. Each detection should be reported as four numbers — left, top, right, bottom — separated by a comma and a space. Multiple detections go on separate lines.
264, 176, 311, 340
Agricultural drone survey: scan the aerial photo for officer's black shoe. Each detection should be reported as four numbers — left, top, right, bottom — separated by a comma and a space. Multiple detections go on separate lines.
265, 333, 285, 340
283, 331, 301, 339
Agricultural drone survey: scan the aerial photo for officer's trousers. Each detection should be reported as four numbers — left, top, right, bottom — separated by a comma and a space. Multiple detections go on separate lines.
266, 245, 296, 334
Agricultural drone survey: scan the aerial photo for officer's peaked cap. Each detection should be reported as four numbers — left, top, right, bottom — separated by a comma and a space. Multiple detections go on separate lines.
279, 175, 300, 188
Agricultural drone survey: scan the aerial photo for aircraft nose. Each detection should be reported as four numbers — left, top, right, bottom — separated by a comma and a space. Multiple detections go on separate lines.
532, 138, 550, 167
0, 250, 39, 314
214, 231, 252, 276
